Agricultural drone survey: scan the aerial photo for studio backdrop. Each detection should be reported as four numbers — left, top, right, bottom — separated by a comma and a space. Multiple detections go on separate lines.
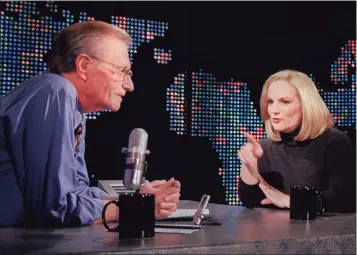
0, 1, 355, 206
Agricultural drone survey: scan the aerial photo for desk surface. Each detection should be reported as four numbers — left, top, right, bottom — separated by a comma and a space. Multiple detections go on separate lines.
0, 200, 355, 254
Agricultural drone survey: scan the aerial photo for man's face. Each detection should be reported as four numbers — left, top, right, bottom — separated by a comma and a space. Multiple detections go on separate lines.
86, 37, 134, 112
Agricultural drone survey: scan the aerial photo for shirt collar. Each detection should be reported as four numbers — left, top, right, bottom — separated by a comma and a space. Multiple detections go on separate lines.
280, 125, 302, 146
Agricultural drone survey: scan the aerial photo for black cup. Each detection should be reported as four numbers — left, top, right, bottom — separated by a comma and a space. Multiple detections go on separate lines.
290, 186, 325, 220
102, 193, 155, 238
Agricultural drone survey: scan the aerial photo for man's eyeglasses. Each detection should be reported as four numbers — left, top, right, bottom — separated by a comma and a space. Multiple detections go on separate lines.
89, 55, 133, 82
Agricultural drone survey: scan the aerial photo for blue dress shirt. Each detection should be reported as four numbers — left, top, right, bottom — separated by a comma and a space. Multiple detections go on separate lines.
0, 71, 109, 227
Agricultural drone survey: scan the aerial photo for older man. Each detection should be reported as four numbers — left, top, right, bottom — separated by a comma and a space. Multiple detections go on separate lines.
0, 21, 180, 227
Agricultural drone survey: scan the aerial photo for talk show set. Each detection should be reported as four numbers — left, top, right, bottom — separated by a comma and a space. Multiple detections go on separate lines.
0, 1, 356, 254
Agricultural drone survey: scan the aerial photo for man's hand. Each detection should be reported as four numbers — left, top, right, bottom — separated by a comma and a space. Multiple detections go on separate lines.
257, 174, 290, 209
140, 178, 181, 218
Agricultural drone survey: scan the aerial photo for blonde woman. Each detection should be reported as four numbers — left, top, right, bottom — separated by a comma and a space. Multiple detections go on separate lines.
238, 70, 355, 213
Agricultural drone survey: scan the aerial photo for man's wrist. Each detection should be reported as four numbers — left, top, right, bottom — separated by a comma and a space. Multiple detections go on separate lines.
285, 195, 290, 209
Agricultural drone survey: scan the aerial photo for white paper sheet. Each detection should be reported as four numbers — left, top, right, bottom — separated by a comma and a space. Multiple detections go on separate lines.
154, 228, 200, 234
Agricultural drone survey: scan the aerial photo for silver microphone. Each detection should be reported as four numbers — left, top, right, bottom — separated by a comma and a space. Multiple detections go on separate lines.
121, 128, 151, 191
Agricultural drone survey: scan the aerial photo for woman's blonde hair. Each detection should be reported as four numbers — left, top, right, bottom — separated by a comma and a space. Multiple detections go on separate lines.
260, 70, 334, 141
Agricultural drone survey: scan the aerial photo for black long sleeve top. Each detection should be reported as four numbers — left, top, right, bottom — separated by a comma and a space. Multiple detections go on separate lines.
238, 127, 356, 213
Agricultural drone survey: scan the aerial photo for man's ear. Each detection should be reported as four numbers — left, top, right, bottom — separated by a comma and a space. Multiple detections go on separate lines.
75, 54, 91, 81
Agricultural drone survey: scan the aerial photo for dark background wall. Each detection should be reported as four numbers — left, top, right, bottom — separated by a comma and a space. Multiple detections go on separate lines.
1, 1, 355, 205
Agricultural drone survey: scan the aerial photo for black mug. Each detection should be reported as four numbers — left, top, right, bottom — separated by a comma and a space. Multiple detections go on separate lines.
290, 186, 325, 220
102, 193, 155, 238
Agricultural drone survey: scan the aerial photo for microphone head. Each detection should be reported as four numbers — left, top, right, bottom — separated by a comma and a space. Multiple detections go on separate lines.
128, 128, 148, 153
123, 128, 149, 191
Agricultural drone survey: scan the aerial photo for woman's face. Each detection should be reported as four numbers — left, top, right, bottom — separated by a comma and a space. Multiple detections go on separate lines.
267, 80, 302, 133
